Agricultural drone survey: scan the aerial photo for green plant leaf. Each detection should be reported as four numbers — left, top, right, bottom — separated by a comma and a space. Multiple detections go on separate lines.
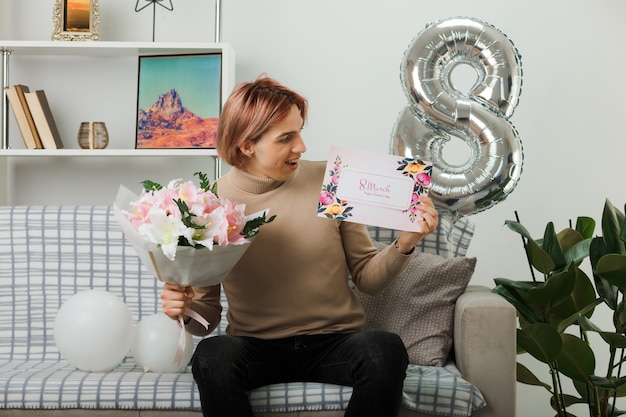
564, 238, 592, 266
493, 278, 537, 292
527, 238, 556, 275
141, 179, 162, 192
572, 313, 600, 332
550, 392, 586, 410
504, 219, 534, 240
550, 266, 597, 328
599, 332, 626, 349
241, 212, 276, 238
596, 254, 626, 290
614, 301, 626, 334
575, 216, 596, 240
528, 264, 576, 310
210, 180, 219, 197
193, 171, 211, 191
493, 280, 543, 324
590, 375, 626, 390
557, 228, 584, 254
590, 237, 619, 310
578, 314, 626, 348
556, 299, 602, 334
505, 220, 555, 274
517, 324, 562, 364
555, 334, 595, 383
573, 373, 626, 407
602, 199, 626, 255
516, 361, 551, 389
543, 222, 567, 271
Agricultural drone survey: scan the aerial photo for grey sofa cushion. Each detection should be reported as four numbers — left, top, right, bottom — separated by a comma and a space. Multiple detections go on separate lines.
356, 242, 477, 366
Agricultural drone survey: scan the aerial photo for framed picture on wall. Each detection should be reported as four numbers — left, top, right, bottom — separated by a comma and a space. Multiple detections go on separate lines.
135, 53, 223, 149
52, 0, 101, 41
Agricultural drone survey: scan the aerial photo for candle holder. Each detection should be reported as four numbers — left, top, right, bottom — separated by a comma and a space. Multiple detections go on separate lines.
77, 121, 109, 149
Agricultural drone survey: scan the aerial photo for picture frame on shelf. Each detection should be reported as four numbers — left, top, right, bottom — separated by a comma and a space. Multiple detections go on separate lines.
135, 53, 223, 149
52, 0, 101, 41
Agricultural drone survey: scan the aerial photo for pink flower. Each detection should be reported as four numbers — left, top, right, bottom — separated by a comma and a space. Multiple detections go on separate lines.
122, 172, 274, 260
416, 172, 431, 187
319, 191, 334, 206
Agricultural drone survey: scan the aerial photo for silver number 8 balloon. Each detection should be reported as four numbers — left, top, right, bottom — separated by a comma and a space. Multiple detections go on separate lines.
391, 17, 524, 221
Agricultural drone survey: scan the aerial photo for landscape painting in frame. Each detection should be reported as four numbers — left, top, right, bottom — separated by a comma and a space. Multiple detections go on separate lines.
65, 0, 91, 31
136, 53, 222, 149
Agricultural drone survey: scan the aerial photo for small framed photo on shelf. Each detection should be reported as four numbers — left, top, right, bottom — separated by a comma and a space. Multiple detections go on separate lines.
135, 53, 223, 149
52, 0, 101, 41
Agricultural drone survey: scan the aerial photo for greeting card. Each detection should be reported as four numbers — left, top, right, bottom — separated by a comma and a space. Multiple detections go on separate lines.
317, 145, 432, 231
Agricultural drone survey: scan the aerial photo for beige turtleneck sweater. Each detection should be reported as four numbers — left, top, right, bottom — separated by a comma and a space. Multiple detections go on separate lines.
186, 160, 411, 339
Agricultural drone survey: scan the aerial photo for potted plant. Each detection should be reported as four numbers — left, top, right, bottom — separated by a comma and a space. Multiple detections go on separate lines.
493, 199, 626, 416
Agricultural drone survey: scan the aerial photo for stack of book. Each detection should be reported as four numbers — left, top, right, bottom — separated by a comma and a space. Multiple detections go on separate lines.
4, 84, 64, 149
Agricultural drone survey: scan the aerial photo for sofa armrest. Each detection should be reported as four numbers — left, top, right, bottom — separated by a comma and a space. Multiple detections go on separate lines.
453, 285, 517, 417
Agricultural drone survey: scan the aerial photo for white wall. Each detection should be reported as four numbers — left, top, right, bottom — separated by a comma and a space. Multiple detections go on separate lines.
0, 0, 11, 38
4, 1, 626, 415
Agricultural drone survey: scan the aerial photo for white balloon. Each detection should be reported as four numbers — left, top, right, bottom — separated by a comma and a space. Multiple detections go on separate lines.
132, 313, 194, 373
54, 289, 135, 372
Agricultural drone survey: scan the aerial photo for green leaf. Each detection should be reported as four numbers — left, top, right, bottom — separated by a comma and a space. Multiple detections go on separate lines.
550, 266, 597, 328
575, 216, 596, 240
615, 301, 626, 334
564, 238, 592, 266
141, 179, 162, 192
577, 313, 603, 332
556, 228, 583, 255
590, 375, 626, 390
174, 199, 203, 232
556, 299, 602, 334
596, 254, 626, 290
194, 171, 211, 191
528, 264, 576, 310
493, 278, 537, 292
516, 361, 551, 389
493, 280, 543, 324
505, 219, 534, 240
210, 181, 218, 197
580, 376, 626, 401
543, 222, 567, 271
578, 314, 626, 348
602, 199, 626, 255
504, 220, 556, 274
571, 379, 626, 408
517, 324, 562, 364
551, 393, 586, 409
555, 334, 595, 383
599, 332, 626, 349
527, 238, 557, 274
241, 212, 276, 238
590, 237, 619, 310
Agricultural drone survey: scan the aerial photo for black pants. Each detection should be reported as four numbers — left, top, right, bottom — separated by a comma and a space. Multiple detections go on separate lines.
192, 329, 408, 417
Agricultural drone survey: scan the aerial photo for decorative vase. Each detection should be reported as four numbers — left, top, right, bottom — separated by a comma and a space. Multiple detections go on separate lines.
78, 121, 108, 149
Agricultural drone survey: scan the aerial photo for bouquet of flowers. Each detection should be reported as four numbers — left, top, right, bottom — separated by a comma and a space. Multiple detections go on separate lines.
114, 172, 274, 288
114, 172, 274, 366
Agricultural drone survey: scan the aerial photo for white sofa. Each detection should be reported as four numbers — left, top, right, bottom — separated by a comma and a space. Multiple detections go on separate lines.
0, 205, 516, 417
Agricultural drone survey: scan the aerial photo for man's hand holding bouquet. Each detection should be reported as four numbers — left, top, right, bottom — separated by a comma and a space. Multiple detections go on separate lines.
114, 172, 274, 366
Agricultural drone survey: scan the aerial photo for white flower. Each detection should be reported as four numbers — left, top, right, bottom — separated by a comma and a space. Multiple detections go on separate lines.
138, 208, 189, 260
